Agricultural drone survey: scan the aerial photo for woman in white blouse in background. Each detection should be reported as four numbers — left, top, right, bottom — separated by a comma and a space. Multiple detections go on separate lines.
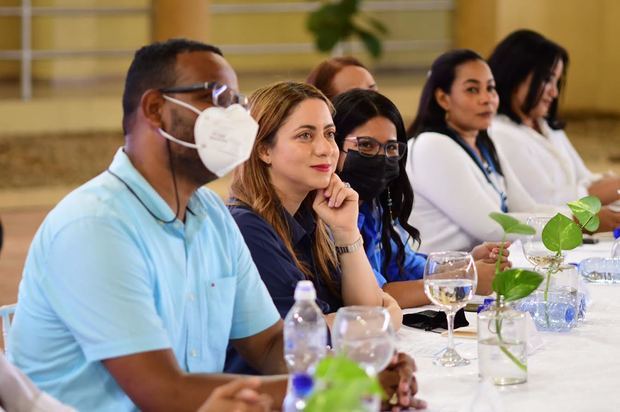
406, 49, 566, 253
488, 30, 620, 212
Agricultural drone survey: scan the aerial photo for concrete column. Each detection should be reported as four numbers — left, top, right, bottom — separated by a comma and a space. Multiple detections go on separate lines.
454, 0, 499, 56
152, 0, 211, 42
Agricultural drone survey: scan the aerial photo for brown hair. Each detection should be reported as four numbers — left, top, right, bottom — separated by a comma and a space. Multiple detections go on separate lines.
230, 81, 339, 291
306, 56, 368, 100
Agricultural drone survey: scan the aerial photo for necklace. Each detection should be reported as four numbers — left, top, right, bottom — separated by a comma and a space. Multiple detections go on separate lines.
107, 168, 177, 224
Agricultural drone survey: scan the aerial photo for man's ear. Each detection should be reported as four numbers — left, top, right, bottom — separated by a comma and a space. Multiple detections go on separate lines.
434, 88, 451, 112
139, 89, 165, 128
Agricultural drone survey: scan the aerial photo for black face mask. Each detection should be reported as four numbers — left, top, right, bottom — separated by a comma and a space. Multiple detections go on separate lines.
338, 151, 400, 201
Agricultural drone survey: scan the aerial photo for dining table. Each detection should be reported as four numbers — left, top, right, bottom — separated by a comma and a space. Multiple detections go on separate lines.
397, 237, 620, 412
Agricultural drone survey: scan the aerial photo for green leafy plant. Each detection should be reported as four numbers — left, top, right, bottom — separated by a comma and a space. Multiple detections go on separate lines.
540, 196, 601, 300
306, 0, 388, 58
488, 213, 544, 371
305, 355, 384, 412
535, 196, 601, 326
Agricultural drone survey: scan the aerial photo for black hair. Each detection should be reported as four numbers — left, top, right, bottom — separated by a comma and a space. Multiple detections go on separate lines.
332, 89, 420, 278
407, 49, 503, 176
488, 29, 569, 130
121, 38, 223, 135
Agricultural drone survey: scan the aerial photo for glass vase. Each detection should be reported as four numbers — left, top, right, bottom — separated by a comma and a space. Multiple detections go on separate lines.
478, 302, 527, 385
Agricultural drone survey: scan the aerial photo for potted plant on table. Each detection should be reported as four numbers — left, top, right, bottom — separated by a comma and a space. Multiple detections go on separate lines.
479, 213, 543, 385
523, 196, 601, 330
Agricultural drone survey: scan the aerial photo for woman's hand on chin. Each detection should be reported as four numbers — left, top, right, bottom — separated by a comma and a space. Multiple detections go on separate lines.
312, 174, 360, 244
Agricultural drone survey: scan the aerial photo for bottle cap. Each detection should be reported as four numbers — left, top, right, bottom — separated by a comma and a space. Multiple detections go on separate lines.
294, 280, 316, 301
292, 373, 314, 397
477, 298, 495, 313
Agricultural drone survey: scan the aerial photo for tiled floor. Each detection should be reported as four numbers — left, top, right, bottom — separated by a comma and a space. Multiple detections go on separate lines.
0, 208, 48, 306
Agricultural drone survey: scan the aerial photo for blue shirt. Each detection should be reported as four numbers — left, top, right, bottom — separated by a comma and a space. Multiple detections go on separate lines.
8, 149, 280, 412
358, 202, 426, 287
225, 204, 341, 374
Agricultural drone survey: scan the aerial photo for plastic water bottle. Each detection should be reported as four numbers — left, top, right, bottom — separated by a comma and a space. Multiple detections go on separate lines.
611, 227, 620, 258
282, 281, 327, 412
515, 289, 577, 332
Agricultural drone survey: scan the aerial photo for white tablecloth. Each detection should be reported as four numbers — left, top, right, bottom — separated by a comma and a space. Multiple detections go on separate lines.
398, 239, 620, 412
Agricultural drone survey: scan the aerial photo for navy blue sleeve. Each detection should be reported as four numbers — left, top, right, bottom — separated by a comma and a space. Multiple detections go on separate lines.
230, 207, 331, 318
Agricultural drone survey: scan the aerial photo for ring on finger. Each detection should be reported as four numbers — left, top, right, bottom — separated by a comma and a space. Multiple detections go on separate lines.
343, 182, 351, 189
388, 393, 399, 406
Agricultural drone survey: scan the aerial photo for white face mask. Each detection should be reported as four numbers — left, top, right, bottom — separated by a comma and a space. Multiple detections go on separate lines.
158, 95, 259, 177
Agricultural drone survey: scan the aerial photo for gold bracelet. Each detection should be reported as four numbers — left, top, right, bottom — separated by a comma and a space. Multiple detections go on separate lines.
335, 236, 363, 255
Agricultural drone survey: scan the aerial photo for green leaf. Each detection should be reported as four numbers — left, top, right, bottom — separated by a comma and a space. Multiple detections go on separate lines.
354, 27, 382, 58
307, 356, 384, 412
567, 195, 601, 232
314, 356, 369, 381
489, 212, 536, 235
492, 268, 544, 301
339, 0, 361, 15
306, 0, 385, 58
541, 213, 583, 252
583, 215, 600, 232
366, 17, 388, 35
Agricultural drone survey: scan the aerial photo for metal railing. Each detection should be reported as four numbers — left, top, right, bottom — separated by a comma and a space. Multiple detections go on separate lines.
0, 1, 453, 100
211, 1, 453, 65
209, 1, 453, 13
0, 0, 151, 100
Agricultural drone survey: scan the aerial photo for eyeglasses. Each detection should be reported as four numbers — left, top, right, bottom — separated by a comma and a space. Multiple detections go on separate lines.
159, 82, 248, 109
344, 136, 406, 159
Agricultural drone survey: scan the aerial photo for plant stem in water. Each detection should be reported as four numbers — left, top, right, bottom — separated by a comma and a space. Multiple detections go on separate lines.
493, 303, 526, 372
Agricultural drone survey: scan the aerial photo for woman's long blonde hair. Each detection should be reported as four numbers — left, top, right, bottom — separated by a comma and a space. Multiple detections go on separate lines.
230, 81, 339, 292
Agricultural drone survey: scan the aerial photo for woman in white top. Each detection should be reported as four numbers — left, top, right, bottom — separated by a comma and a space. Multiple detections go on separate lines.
406, 49, 565, 252
488, 30, 620, 221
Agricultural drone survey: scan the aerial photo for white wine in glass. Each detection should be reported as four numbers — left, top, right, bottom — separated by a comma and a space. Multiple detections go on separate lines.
423, 251, 477, 367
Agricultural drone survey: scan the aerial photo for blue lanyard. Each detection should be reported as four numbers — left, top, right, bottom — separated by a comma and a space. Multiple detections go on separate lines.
477, 146, 508, 212
432, 127, 508, 212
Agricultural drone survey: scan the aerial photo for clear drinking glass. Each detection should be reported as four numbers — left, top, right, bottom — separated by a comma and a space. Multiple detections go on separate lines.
522, 216, 564, 269
478, 303, 528, 385
423, 251, 477, 367
332, 306, 395, 411
332, 306, 395, 376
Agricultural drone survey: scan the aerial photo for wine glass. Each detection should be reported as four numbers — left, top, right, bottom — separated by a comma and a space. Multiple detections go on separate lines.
423, 251, 477, 367
522, 216, 564, 269
332, 306, 395, 376
333, 306, 395, 410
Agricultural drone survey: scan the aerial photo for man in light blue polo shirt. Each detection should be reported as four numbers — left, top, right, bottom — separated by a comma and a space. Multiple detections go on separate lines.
9, 39, 286, 412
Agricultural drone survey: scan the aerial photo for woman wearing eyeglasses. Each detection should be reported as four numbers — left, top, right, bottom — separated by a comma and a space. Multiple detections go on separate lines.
332, 89, 509, 308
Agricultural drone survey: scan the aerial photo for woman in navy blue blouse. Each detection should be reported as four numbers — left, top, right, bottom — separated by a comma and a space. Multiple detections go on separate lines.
331, 89, 509, 308
224, 81, 403, 375
227, 81, 402, 325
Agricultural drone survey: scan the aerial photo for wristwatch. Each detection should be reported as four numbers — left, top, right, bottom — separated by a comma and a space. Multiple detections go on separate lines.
335, 236, 363, 255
